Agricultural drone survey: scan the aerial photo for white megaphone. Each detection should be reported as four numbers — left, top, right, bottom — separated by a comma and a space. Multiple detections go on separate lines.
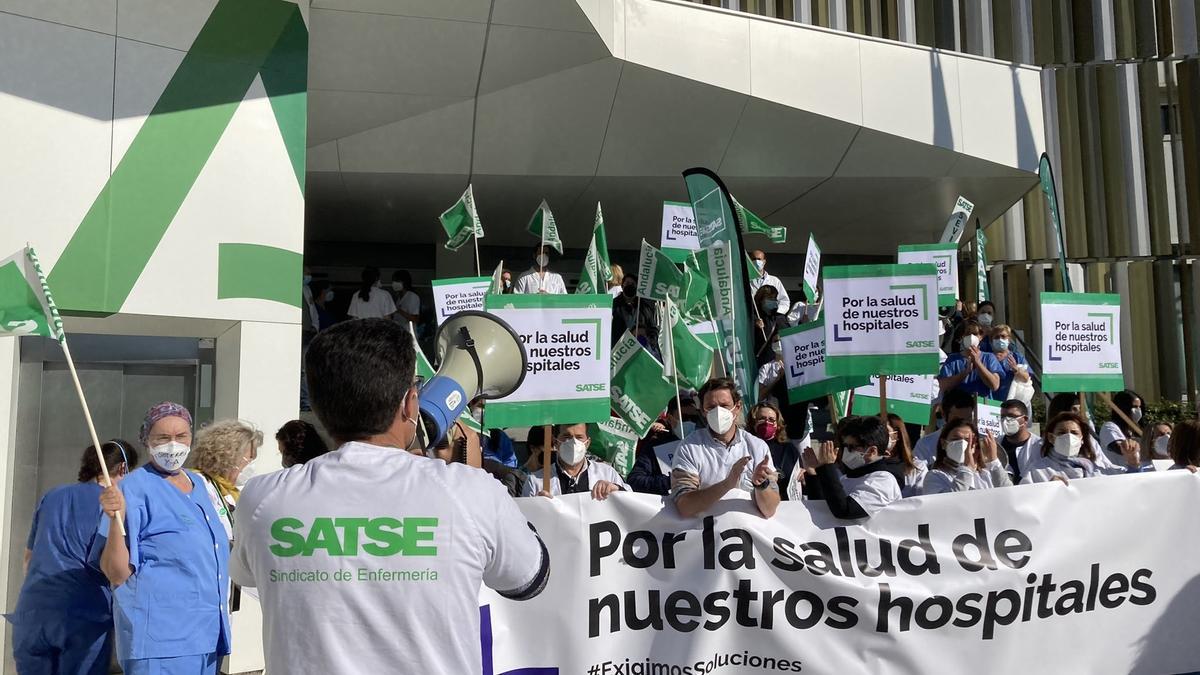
417, 310, 527, 449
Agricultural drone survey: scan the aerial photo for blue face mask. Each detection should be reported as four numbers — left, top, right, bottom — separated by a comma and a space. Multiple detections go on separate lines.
993, 338, 1010, 352
303, 275, 312, 285
763, 299, 779, 313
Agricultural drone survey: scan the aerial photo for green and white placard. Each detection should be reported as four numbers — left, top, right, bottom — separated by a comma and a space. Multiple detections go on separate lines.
976, 397, 1003, 438
483, 293, 612, 427
778, 318, 869, 404
938, 195, 975, 244
431, 275, 490, 325
897, 243, 959, 307
823, 264, 940, 376
660, 201, 700, 263
803, 234, 821, 302
851, 374, 937, 425
587, 416, 638, 478
610, 331, 677, 436
1040, 292, 1123, 392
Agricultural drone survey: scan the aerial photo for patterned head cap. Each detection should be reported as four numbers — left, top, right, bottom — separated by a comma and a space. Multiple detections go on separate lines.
139, 401, 193, 446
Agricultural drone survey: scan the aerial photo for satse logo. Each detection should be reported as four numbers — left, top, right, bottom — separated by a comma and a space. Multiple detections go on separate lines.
270, 517, 438, 557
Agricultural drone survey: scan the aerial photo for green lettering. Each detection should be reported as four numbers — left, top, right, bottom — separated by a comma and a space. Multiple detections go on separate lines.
363, 517, 405, 556
403, 517, 439, 556
305, 517, 343, 556
269, 517, 306, 557
334, 517, 370, 555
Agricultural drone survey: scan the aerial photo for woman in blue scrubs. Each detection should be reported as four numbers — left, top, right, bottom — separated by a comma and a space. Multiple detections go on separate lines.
12, 440, 137, 674
97, 402, 232, 674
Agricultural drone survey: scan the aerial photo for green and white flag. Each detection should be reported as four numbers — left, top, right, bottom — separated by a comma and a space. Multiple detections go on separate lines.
484, 293, 612, 427
636, 240, 687, 304
975, 226, 990, 302
488, 260, 506, 294
679, 252, 710, 319
732, 196, 786, 244
778, 318, 869, 404
831, 389, 852, 420
659, 298, 714, 390
1040, 292, 1123, 392
611, 331, 677, 436
897, 242, 959, 307
587, 416, 638, 477
439, 185, 484, 252
527, 199, 562, 254
803, 234, 821, 302
410, 328, 482, 432
938, 195, 975, 244
576, 203, 612, 295
745, 252, 762, 282
0, 247, 64, 341
1039, 153, 1072, 292
823, 264, 940, 376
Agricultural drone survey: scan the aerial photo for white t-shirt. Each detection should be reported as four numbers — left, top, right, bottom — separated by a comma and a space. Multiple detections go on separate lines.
391, 290, 421, 332
839, 471, 901, 516
756, 360, 783, 389
514, 268, 567, 295
347, 286, 397, 319
671, 427, 774, 495
521, 458, 629, 497
230, 442, 548, 675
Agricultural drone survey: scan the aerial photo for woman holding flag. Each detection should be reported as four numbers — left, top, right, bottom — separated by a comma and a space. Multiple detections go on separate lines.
96, 402, 231, 675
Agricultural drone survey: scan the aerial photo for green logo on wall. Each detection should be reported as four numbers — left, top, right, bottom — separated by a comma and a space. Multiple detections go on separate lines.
269, 517, 439, 557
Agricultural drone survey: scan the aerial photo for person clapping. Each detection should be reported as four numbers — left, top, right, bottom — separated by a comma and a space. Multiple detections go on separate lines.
921, 420, 1012, 494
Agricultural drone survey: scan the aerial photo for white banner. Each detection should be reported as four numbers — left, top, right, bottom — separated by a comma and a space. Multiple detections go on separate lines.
484, 476, 1200, 675
661, 201, 700, 261
939, 195, 975, 244
431, 275, 490, 325
976, 397, 1003, 438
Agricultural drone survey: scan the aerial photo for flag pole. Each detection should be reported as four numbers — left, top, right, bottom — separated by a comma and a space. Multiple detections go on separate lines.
666, 300, 685, 440
703, 299, 727, 375
878, 375, 889, 420
472, 229, 481, 277
541, 425, 553, 495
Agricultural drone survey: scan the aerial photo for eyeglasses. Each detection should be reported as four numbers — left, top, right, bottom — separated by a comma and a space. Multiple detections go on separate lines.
148, 431, 191, 445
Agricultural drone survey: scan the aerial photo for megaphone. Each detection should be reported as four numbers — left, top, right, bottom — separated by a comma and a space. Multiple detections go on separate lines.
417, 310, 527, 449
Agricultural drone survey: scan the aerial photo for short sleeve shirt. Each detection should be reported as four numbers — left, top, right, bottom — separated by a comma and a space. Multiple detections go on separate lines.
16, 482, 109, 621
347, 287, 397, 319
938, 352, 1005, 399
229, 442, 548, 675
392, 290, 421, 332
671, 428, 775, 494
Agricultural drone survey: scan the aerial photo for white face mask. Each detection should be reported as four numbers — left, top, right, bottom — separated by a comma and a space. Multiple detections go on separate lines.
1154, 434, 1171, 456
558, 438, 587, 465
1130, 407, 1143, 423
1001, 417, 1022, 437
841, 448, 867, 470
150, 441, 191, 473
1053, 433, 1082, 458
706, 406, 735, 435
771, 342, 783, 356
535, 254, 549, 267
993, 338, 1010, 352
962, 334, 980, 350
236, 458, 257, 488
392, 281, 404, 292
945, 439, 969, 464
977, 313, 993, 327
754, 259, 766, 272
323, 290, 335, 302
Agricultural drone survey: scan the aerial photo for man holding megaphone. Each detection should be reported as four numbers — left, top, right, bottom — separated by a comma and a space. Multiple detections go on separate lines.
230, 318, 549, 675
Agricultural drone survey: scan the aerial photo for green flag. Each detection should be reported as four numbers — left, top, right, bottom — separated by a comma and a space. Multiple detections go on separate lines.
659, 298, 714, 390
636, 240, 688, 303
439, 185, 484, 252
587, 416, 638, 477
611, 331, 676, 436
527, 199, 562, 254
745, 252, 762, 282
488, 259, 506, 295
975, 226, 990, 303
1038, 153, 1072, 292
733, 196, 786, 243
0, 247, 64, 341
576, 203, 612, 294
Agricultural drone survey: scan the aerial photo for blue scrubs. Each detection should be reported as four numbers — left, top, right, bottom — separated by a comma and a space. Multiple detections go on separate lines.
991, 350, 1028, 399
939, 351, 1005, 400
12, 482, 112, 675
95, 467, 231, 674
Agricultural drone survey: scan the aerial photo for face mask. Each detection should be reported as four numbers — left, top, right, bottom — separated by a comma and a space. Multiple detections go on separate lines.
372, 280, 381, 289
150, 441, 191, 473
754, 259, 765, 271
978, 313, 993, 327
303, 274, 312, 285
1001, 417, 1021, 437
392, 282, 405, 292
945, 439, 969, 464
1154, 434, 1171, 456
993, 338, 1010, 352
674, 420, 697, 439
558, 438, 587, 465
503, 280, 512, 289
771, 342, 783, 357
841, 449, 866, 470
754, 421, 778, 441
323, 290, 335, 302
1053, 433, 1082, 458
1130, 407, 1143, 423
763, 299, 779, 313
535, 254, 549, 267
236, 458, 257, 488
962, 334, 980, 350
706, 406, 735, 435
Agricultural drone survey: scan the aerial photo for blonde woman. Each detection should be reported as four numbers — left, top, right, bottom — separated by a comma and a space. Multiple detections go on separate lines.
192, 420, 263, 542
608, 263, 625, 296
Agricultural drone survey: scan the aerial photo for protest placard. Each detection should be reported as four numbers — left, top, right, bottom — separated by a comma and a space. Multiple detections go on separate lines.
976, 396, 1003, 438
851, 374, 937, 425
803, 234, 822, 302
430, 275, 490, 325
897, 243, 959, 307
823, 264, 940, 376
1040, 292, 1123, 392
483, 294, 612, 427
939, 195, 975, 244
661, 201, 700, 263
779, 318, 869, 405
